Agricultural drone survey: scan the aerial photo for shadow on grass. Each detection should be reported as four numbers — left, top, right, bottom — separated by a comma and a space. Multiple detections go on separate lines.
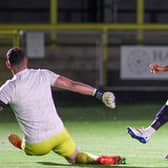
37, 162, 70, 166
37, 161, 166, 168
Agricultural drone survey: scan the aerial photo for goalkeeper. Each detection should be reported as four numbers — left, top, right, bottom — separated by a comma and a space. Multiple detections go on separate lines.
0, 48, 125, 165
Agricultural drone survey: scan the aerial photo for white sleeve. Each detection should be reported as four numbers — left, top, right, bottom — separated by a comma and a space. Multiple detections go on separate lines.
43, 69, 60, 86
0, 80, 15, 104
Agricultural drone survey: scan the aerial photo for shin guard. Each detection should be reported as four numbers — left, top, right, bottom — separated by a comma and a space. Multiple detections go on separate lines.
151, 105, 168, 130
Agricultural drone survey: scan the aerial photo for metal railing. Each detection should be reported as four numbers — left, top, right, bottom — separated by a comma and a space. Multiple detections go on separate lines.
1, 0, 168, 87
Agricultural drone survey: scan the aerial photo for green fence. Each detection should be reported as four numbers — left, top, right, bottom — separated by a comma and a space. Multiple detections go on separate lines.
1, 0, 168, 87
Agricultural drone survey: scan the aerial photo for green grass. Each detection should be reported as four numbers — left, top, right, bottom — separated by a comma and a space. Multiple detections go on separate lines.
1, 103, 168, 168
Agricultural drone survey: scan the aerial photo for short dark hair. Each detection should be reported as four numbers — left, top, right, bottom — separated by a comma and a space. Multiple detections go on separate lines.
6, 48, 25, 66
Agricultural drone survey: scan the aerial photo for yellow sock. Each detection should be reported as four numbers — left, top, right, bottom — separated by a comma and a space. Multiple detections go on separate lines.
76, 152, 98, 164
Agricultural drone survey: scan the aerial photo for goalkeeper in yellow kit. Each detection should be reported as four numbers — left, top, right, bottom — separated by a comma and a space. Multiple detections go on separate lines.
0, 48, 125, 165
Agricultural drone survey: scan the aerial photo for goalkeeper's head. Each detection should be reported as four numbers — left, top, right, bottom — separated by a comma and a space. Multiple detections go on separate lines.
6, 48, 28, 71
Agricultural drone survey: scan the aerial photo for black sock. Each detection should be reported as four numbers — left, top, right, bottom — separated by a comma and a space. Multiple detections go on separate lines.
151, 105, 168, 130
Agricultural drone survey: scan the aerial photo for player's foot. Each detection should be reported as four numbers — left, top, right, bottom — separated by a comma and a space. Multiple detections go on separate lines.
96, 155, 126, 165
8, 134, 22, 150
127, 127, 150, 144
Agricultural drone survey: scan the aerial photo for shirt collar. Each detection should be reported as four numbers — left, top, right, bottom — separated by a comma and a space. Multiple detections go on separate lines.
14, 68, 28, 76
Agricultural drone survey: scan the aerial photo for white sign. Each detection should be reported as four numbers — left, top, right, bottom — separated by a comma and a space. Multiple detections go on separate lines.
121, 46, 168, 79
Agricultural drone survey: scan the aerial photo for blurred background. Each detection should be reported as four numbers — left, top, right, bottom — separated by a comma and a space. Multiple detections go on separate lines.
0, 0, 168, 104
1, 2, 168, 167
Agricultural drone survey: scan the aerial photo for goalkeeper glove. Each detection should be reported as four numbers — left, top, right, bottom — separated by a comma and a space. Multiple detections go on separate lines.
94, 89, 116, 109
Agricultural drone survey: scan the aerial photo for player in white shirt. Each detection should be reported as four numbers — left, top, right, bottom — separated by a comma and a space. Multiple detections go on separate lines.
0, 48, 125, 165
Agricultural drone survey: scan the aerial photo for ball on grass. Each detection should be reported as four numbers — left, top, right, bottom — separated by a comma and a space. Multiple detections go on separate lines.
164, 154, 168, 159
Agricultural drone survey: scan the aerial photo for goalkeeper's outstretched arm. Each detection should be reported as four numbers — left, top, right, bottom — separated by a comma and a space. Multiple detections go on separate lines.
54, 76, 115, 109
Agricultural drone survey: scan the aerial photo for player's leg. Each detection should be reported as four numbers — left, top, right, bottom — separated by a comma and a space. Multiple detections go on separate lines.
8, 130, 97, 161
52, 128, 125, 165
150, 104, 168, 130
52, 129, 97, 164
69, 150, 126, 165
66, 148, 126, 165
128, 103, 168, 143
8, 129, 126, 164
8, 133, 58, 155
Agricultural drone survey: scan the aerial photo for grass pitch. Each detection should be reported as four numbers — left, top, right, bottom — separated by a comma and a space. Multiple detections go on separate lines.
0, 103, 168, 168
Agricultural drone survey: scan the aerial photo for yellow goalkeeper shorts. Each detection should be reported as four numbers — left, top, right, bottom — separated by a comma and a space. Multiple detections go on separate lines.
24, 128, 76, 157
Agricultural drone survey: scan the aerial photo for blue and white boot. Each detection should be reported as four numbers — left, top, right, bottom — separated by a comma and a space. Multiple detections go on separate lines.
127, 127, 150, 144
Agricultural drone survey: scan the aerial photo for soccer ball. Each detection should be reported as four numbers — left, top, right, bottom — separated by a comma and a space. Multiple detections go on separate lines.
164, 154, 168, 159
